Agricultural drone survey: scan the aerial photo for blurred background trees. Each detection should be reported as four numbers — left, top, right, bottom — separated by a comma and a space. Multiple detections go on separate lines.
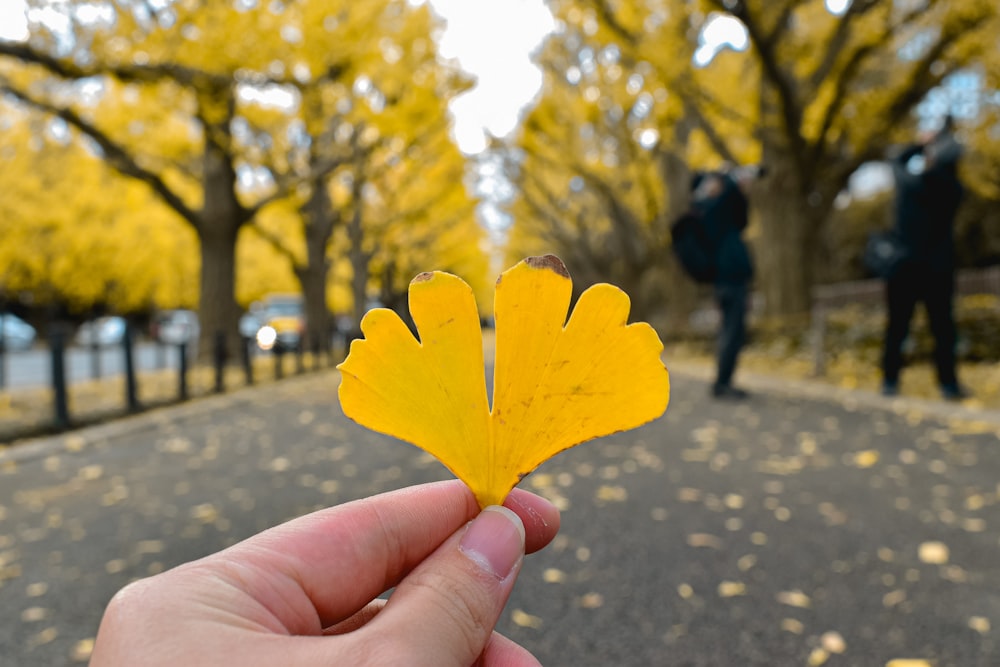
0, 0, 487, 354
0, 108, 199, 313
0, 0, 998, 347
513, 0, 1000, 320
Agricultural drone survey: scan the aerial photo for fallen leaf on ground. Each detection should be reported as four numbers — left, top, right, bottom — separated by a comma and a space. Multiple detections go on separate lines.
511, 609, 543, 628
918, 541, 949, 565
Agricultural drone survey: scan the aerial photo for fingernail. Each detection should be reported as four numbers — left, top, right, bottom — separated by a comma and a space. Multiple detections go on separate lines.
459, 505, 525, 580
504, 492, 551, 529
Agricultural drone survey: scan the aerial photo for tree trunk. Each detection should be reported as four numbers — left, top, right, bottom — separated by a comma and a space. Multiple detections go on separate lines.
345, 204, 369, 327
379, 260, 416, 332
297, 257, 330, 354
197, 221, 241, 362
753, 162, 824, 319
298, 181, 335, 353
662, 256, 703, 335
196, 90, 243, 361
657, 120, 700, 335
349, 249, 368, 327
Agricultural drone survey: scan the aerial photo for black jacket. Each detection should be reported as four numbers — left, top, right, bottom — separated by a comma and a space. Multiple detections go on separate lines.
695, 174, 753, 285
891, 139, 963, 274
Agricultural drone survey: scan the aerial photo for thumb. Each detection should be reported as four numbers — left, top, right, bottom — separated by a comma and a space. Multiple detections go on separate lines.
353, 505, 527, 666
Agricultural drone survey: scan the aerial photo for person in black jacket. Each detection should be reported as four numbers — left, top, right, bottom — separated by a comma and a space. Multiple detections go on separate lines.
882, 123, 967, 400
692, 167, 757, 399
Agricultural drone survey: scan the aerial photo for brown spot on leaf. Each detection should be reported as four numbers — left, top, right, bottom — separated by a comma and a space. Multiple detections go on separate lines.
412, 272, 435, 284
525, 254, 569, 278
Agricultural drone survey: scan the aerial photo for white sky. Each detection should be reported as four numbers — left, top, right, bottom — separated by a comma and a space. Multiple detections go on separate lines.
427, 0, 555, 154
0, 0, 28, 41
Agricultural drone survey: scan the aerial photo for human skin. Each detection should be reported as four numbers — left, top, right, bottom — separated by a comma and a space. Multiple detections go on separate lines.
90, 480, 561, 667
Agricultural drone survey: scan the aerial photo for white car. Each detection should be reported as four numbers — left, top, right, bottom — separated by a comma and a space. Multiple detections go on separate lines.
0, 313, 37, 351
152, 310, 199, 346
239, 312, 263, 339
75, 316, 127, 347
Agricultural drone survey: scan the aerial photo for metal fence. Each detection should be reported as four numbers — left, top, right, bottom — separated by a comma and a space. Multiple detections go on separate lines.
809, 266, 1000, 375
0, 323, 342, 441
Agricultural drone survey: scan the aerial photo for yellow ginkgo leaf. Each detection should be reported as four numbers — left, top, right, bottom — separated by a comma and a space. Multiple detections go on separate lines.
337, 255, 670, 507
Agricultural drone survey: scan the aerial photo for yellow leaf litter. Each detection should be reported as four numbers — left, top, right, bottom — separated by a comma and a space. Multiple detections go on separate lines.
337, 255, 671, 507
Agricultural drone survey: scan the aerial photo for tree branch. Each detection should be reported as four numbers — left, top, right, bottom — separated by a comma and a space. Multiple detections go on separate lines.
243, 151, 357, 222
0, 40, 230, 88
808, 0, 881, 89
764, 1, 798, 45
576, 0, 747, 164
0, 40, 348, 91
807, 41, 878, 169
245, 222, 301, 269
709, 0, 805, 159
815, 8, 991, 194
0, 78, 201, 228
681, 96, 739, 164
586, 0, 639, 43
880, 10, 992, 134
807, 0, 959, 170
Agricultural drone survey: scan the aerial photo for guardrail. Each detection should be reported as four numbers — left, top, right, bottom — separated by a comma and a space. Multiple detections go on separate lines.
809, 266, 1000, 376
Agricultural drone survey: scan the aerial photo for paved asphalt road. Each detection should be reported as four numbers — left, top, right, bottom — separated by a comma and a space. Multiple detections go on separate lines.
1, 367, 999, 666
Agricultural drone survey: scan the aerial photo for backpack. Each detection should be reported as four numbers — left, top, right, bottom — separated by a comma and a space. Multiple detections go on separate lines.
670, 209, 717, 284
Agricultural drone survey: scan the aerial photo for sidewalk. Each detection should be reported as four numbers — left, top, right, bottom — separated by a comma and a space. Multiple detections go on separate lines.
665, 357, 1000, 432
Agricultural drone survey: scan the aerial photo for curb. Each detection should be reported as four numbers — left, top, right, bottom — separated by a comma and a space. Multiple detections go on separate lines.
665, 359, 1000, 430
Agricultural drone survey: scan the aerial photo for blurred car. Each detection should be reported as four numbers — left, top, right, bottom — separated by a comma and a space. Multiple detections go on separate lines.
75, 316, 127, 347
254, 294, 305, 351
0, 313, 37, 351
151, 309, 199, 346
239, 311, 263, 339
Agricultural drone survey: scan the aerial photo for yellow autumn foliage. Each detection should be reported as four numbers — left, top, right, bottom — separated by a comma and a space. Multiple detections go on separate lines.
338, 256, 670, 507
0, 108, 198, 312
1, 0, 489, 326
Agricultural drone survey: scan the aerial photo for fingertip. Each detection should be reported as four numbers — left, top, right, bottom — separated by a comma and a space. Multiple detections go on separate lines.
459, 506, 525, 580
363, 503, 528, 665
504, 489, 561, 554
479, 631, 544, 667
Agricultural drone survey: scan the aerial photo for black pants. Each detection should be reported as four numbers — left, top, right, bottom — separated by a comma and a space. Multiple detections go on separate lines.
715, 282, 748, 388
882, 267, 957, 387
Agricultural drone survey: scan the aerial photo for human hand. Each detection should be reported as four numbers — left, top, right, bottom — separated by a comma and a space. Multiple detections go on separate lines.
89, 480, 561, 667
917, 129, 937, 146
